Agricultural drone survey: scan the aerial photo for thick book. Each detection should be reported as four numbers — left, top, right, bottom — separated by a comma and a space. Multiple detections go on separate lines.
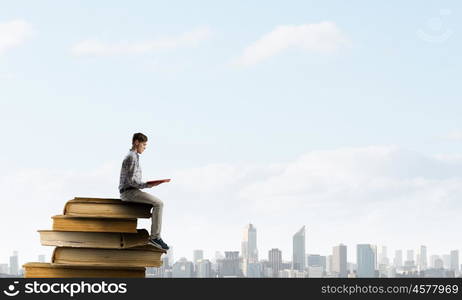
38, 229, 149, 248
52, 245, 166, 267
23, 262, 145, 278
52, 215, 137, 233
146, 179, 171, 185
63, 197, 152, 218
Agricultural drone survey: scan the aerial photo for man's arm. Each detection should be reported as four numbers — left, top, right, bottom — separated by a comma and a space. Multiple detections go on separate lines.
124, 155, 149, 189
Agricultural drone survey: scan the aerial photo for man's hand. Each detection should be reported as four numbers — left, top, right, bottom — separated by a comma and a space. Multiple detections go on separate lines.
146, 179, 171, 188
147, 182, 162, 188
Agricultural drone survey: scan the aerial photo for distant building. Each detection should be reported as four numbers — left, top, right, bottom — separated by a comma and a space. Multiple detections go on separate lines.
434, 258, 444, 269
166, 247, 174, 269
217, 251, 241, 277
332, 244, 347, 277
347, 262, 356, 275
387, 266, 397, 278
162, 255, 170, 271
9, 251, 18, 276
442, 254, 451, 269
147, 255, 171, 278
259, 260, 273, 277
146, 267, 161, 278
393, 250, 403, 268
418, 246, 427, 271
308, 266, 323, 277
193, 249, 204, 275
197, 259, 212, 278
357, 244, 376, 277
429, 255, 439, 268
242, 224, 258, 276
423, 268, 455, 278
268, 248, 282, 278
406, 250, 414, 263
292, 226, 306, 271
214, 251, 224, 262
281, 261, 292, 270
0, 264, 8, 275
172, 258, 194, 278
307, 254, 325, 268
379, 246, 389, 266
450, 250, 459, 275
193, 250, 204, 265
326, 255, 333, 274
307, 254, 326, 276
246, 262, 262, 277
378, 263, 389, 278
279, 269, 307, 278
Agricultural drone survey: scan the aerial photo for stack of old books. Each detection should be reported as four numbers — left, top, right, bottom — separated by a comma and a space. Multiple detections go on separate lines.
22, 197, 166, 278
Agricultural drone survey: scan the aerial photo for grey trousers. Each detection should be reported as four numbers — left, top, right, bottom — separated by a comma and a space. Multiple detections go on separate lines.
120, 189, 163, 239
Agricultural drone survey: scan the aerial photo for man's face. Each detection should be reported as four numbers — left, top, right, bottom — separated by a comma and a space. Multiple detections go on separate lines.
134, 141, 147, 154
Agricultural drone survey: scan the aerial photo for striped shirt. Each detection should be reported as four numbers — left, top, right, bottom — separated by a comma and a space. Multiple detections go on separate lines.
119, 149, 148, 193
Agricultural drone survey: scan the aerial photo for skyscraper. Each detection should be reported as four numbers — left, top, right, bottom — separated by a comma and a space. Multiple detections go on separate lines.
443, 254, 451, 269
357, 244, 376, 278
379, 246, 389, 265
172, 258, 194, 278
371, 245, 378, 269
9, 251, 18, 276
419, 246, 427, 271
242, 224, 258, 276
332, 244, 347, 277
435, 258, 444, 269
214, 251, 224, 263
155, 255, 171, 278
217, 251, 241, 277
166, 246, 174, 268
430, 255, 440, 268
0, 264, 8, 275
307, 254, 326, 268
292, 226, 306, 271
393, 250, 403, 268
406, 249, 414, 264
268, 248, 282, 278
242, 224, 258, 261
197, 259, 212, 278
327, 255, 333, 274
193, 250, 204, 265
450, 250, 459, 274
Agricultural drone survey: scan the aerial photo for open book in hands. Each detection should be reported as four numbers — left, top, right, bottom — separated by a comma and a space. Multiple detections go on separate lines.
146, 179, 171, 186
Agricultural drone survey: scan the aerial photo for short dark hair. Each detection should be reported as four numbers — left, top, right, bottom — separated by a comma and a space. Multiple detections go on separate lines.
132, 132, 148, 145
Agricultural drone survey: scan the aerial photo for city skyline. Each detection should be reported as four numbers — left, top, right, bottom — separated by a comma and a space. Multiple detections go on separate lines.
142, 224, 462, 278
3, 228, 462, 267
2, 223, 461, 278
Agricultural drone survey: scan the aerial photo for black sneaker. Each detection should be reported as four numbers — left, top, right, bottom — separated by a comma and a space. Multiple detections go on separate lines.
148, 237, 169, 250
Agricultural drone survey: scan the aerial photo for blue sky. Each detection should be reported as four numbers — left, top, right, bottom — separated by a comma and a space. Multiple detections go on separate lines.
1, 1, 462, 265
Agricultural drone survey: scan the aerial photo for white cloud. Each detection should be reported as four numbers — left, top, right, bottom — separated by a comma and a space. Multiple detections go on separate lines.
0, 71, 16, 80
71, 27, 212, 56
2, 145, 462, 265
233, 21, 350, 66
0, 20, 33, 54
440, 130, 462, 141
434, 153, 462, 163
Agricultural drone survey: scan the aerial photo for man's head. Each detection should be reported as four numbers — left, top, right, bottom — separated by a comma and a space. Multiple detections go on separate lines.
131, 132, 148, 154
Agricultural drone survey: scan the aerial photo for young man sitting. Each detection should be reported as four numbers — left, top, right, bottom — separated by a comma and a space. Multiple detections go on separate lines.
118, 132, 169, 250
